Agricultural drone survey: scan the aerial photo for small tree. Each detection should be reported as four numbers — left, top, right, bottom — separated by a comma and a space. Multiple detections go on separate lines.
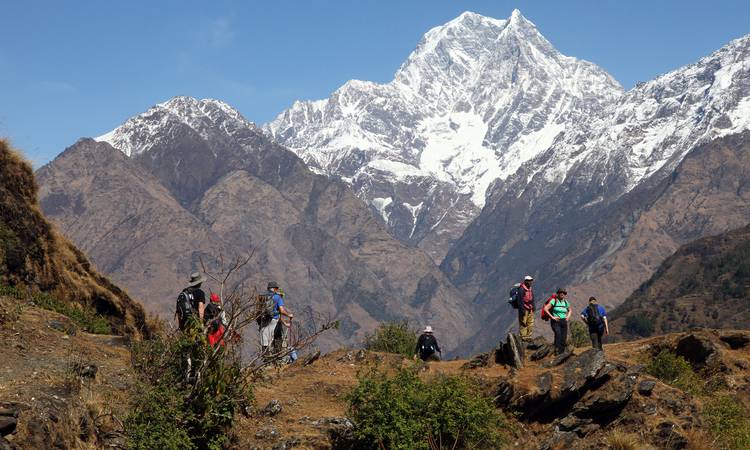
363, 321, 417, 356
623, 315, 654, 337
569, 321, 589, 348
126, 253, 337, 449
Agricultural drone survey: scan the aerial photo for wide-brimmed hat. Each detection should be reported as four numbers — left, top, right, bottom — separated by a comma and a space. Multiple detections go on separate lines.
423, 325, 433, 333
267, 281, 279, 290
188, 272, 206, 287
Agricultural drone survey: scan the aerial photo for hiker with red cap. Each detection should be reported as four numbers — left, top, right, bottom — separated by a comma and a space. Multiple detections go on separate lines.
204, 293, 227, 347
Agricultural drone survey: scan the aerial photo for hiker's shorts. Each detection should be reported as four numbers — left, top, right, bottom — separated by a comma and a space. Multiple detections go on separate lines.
260, 318, 279, 347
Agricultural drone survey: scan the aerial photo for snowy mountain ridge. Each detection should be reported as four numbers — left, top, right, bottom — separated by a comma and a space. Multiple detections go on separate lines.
97, 96, 256, 157
264, 10, 623, 259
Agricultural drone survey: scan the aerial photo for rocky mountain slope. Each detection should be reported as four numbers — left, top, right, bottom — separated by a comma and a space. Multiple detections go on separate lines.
265, 10, 622, 261
0, 139, 147, 337
442, 34, 750, 354
37, 98, 476, 351
238, 329, 750, 449
610, 223, 750, 339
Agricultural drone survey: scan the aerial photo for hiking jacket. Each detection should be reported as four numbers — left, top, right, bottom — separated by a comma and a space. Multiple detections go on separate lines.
514, 283, 535, 311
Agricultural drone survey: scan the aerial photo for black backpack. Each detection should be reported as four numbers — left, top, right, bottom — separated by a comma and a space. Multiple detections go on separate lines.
586, 304, 604, 328
176, 289, 196, 330
204, 302, 222, 332
508, 284, 521, 309
419, 335, 438, 357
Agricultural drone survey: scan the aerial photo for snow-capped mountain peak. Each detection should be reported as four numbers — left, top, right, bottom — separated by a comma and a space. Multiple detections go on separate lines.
265, 10, 623, 260
96, 96, 256, 157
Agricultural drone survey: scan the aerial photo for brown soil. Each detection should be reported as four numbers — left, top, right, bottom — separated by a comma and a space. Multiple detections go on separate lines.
0, 297, 135, 449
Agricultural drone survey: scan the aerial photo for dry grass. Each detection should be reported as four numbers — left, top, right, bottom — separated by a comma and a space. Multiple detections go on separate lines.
683, 428, 717, 450
606, 430, 646, 450
0, 139, 150, 338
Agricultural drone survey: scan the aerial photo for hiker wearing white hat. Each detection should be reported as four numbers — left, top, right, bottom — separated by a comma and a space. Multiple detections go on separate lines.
414, 325, 441, 361
511, 275, 536, 341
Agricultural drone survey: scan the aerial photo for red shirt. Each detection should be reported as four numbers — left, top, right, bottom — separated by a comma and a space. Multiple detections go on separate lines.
521, 283, 534, 311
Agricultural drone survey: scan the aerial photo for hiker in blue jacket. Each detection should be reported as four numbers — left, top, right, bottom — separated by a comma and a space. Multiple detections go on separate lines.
581, 296, 609, 351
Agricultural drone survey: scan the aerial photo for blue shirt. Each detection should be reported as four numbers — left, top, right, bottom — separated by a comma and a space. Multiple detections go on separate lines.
272, 293, 284, 320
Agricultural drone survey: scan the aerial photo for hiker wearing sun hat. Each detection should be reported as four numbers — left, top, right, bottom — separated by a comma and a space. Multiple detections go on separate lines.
175, 272, 207, 330
414, 325, 442, 362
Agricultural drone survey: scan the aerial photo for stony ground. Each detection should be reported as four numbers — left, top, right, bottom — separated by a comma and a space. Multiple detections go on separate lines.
236, 330, 750, 450
0, 297, 134, 449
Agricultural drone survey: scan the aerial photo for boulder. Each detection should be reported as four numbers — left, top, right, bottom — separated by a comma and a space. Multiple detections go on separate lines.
560, 350, 606, 395
654, 421, 688, 450
493, 378, 514, 407
462, 352, 490, 369
675, 334, 719, 369
262, 400, 283, 417
505, 333, 524, 369
542, 350, 573, 368
719, 331, 750, 349
0, 417, 16, 436
638, 380, 656, 396
531, 345, 552, 361
542, 430, 577, 450
526, 336, 549, 350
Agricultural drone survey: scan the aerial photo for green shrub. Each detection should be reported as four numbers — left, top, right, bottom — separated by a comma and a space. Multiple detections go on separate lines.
702, 394, 750, 450
569, 321, 589, 347
646, 351, 702, 395
623, 315, 654, 337
347, 367, 505, 449
363, 321, 417, 356
126, 323, 252, 450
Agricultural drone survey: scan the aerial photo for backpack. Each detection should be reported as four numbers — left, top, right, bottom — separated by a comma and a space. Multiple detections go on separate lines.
508, 284, 521, 309
256, 293, 276, 325
176, 289, 196, 330
586, 304, 604, 329
540, 294, 557, 321
204, 302, 223, 332
419, 335, 438, 357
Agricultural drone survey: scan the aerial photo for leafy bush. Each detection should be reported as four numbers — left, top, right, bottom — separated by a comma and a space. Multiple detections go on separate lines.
569, 321, 589, 347
126, 322, 252, 450
347, 367, 505, 449
702, 394, 750, 450
0, 284, 111, 334
363, 321, 417, 356
623, 315, 654, 337
646, 351, 702, 395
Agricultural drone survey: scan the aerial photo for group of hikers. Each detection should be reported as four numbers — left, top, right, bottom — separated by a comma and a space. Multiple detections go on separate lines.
172, 271, 607, 365
174, 273, 296, 362
511, 275, 610, 354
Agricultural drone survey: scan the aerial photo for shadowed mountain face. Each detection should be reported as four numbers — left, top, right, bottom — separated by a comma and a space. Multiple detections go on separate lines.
609, 223, 750, 339
37, 99, 477, 352
0, 140, 148, 337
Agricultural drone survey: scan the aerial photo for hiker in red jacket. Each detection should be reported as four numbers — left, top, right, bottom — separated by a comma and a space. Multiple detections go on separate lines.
512, 275, 536, 341
204, 293, 226, 348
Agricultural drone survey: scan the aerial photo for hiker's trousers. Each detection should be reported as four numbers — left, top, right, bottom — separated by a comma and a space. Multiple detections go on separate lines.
589, 329, 603, 350
550, 319, 568, 354
518, 308, 535, 340
260, 318, 279, 347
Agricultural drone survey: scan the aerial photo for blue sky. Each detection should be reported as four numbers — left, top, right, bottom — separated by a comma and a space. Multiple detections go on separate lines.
1, 0, 748, 166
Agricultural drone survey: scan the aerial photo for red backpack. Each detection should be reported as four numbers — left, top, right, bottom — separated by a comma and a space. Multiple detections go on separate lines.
540, 294, 557, 321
